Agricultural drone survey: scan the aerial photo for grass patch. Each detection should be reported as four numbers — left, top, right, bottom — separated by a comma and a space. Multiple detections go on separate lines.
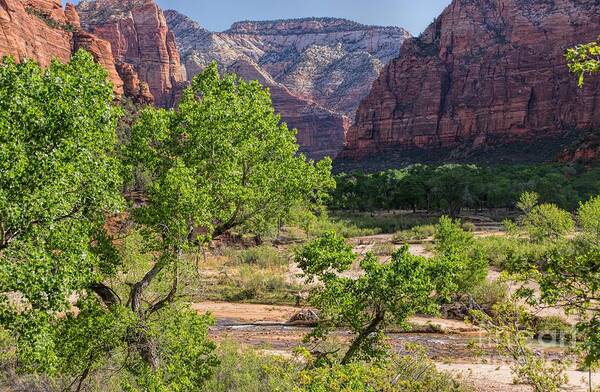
474, 236, 553, 269
392, 225, 436, 244
371, 243, 397, 256
330, 212, 439, 235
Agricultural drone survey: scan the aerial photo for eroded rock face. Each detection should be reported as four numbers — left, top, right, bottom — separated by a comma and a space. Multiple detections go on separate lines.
166, 12, 410, 118
341, 0, 600, 167
165, 12, 406, 159
1, 0, 73, 67
0, 0, 123, 94
77, 0, 186, 107
228, 59, 349, 161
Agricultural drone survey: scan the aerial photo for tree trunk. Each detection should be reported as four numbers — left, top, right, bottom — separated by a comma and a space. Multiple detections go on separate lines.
341, 309, 385, 365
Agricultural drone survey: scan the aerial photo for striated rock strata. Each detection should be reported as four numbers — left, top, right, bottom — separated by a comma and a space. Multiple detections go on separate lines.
77, 0, 186, 107
165, 12, 410, 118
340, 0, 600, 167
0, 0, 123, 94
165, 12, 409, 159
228, 59, 349, 160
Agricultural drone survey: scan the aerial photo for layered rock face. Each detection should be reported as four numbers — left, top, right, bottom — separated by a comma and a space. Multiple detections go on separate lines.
0, 0, 123, 94
228, 59, 350, 160
166, 12, 410, 118
165, 12, 409, 159
341, 0, 600, 166
77, 0, 185, 107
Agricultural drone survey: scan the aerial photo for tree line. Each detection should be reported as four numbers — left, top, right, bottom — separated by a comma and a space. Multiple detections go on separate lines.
329, 164, 600, 215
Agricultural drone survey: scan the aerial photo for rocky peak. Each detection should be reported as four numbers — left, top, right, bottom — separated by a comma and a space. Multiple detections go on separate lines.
77, 0, 186, 107
226, 17, 405, 36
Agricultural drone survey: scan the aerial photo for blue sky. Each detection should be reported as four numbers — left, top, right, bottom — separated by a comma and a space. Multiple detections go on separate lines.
66, 0, 451, 35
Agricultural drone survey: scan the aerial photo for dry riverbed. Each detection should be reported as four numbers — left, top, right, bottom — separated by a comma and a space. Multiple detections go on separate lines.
192, 301, 598, 392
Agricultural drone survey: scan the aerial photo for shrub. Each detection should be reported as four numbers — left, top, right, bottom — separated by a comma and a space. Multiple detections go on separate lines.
203, 341, 297, 392
461, 221, 476, 232
578, 195, 600, 237
434, 217, 488, 293
218, 265, 298, 303
371, 243, 397, 256
297, 346, 469, 392
470, 279, 509, 311
475, 236, 552, 270
234, 246, 288, 268
524, 204, 575, 241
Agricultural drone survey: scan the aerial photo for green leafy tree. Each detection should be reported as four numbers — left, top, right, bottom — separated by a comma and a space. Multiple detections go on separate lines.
128, 62, 334, 238
120, 62, 334, 378
295, 232, 459, 365
471, 302, 568, 392
434, 216, 488, 293
516, 191, 540, 215
566, 36, 600, 87
0, 51, 124, 375
511, 196, 600, 369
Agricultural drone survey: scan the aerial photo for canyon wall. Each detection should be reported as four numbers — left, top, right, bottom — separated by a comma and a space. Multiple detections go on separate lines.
77, 0, 186, 107
0, 0, 123, 94
339, 0, 600, 168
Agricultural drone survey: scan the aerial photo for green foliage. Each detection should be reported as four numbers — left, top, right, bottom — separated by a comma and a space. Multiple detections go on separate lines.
578, 195, 600, 238
516, 191, 539, 215
234, 246, 288, 268
296, 232, 461, 364
127, 62, 334, 239
475, 235, 551, 270
0, 51, 123, 374
392, 224, 436, 243
471, 303, 568, 392
434, 217, 488, 293
124, 307, 218, 392
566, 36, 600, 87
216, 263, 298, 303
506, 196, 600, 367
296, 347, 468, 392
523, 203, 574, 241
203, 341, 297, 392
294, 231, 357, 280
331, 164, 600, 213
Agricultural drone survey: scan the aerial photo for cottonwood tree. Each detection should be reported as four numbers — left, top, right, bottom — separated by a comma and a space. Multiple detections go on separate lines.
295, 232, 462, 365
0, 55, 333, 389
0, 51, 124, 376
121, 62, 333, 378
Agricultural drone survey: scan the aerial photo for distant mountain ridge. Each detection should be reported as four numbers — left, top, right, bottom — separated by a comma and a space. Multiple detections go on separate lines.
165, 11, 410, 159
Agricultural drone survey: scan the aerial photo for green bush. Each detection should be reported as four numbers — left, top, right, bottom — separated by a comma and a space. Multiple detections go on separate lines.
461, 221, 477, 232
234, 246, 288, 268
371, 243, 397, 256
218, 265, 298, 303
297, 347, 469, 392
470, 279, 509, 311
578, 195, 600, 237
475, 236, 552, 270
203, 341, 297, 392
524, 204, 575, 241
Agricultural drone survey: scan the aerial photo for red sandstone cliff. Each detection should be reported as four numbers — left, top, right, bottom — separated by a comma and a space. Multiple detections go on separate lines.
0, 0, 123, 95
76, 0, 185, 107
340, 0, 600, 166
